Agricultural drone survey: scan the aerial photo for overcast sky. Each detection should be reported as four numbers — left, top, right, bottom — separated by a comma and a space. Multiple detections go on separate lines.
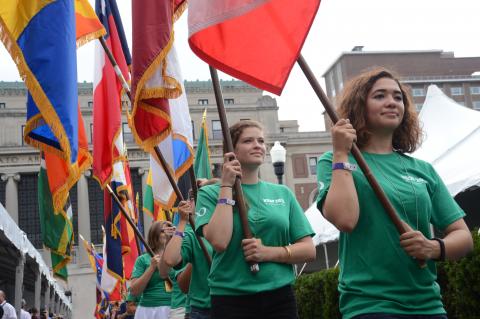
1, 0, 479, 131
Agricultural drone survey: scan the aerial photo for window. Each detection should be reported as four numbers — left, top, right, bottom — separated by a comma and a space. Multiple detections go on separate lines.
122, 122, 134, 143
88, 101, 93, 108
212, 120, 222, 139
415, 104, 423, 111
90, 123, 94, 143
412, 88, 425, 97
473, 101, 480, 110
309, 156, 319, 175
450, 87, 463, 95
191, 120, 195, 140
18, 174, 42, 248
470, 86, 480, 95
0, 102, 5, 108
224, 98, 234, 105
198, 99, 208, 105
457, 101, 465, 106
21, 124, 25, 146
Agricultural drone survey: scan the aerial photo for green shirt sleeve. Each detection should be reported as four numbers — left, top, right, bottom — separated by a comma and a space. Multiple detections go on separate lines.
427, 164, 465, 231
194, 185, 219, 237
131, 254, 147, 279
316, 151, 333, 212
180, 228, 194, 264
287, 187, 315, 242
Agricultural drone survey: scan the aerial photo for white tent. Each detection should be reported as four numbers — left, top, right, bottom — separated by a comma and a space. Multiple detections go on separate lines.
305, 203, 339, 246
412, 85, 480, 196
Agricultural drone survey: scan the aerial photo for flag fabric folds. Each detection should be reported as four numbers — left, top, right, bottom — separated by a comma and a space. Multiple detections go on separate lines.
93, 0, 131, 188
38, 158, 74, 281
149, 45, 194, 209
194, 108, 213, 179
131, 0, 193, 209
93, 0, 139, 283
75, 0, 106, 47
130, 0, 187, 150
188, 0, 321, 95
0, 0, 93, 212
0, 0, 79, 164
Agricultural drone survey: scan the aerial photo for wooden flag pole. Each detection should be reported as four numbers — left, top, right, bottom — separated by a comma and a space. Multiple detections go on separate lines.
209, 66, 260, 273
296, 54, 425, 267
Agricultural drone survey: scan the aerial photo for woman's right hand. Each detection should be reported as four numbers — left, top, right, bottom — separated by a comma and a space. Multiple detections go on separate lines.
221, 152, 242, 186
178, 200, 193, 221
331, 119, 357, 156
149, 254, 161, 269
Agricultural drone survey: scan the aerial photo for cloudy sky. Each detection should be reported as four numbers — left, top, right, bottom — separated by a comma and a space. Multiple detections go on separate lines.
1, 0, 479, 131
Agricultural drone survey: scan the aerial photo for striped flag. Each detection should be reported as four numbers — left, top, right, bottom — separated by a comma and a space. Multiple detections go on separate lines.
188, 0, 321, 95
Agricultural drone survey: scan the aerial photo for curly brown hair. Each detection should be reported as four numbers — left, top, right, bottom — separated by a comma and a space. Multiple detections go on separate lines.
336, 67, 422, 153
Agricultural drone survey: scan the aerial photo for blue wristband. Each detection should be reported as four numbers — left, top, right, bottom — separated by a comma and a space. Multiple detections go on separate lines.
174, 230, 185, 238
332, 162, 357, 171
217, 198, 236, 206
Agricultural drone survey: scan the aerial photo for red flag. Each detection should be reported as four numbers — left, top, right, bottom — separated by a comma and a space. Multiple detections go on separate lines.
188, 0, 321, 95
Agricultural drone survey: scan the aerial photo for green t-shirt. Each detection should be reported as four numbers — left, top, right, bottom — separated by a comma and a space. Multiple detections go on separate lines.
316, 151, 465, 319
170, 268, 187, 309
131, 253, 172, 307
180, 224, 214, 308
195, 181, 315, 296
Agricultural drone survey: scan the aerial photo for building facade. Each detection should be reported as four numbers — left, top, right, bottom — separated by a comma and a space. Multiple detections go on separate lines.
0, 79, 331, 318
322, 48, 480, 129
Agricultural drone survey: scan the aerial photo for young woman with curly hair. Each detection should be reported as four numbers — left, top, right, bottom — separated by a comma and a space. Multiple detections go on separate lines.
316, 68, 473, 319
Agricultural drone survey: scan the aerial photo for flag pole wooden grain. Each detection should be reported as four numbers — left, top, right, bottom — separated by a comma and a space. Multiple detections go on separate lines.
209, 66, 260, 273
296, 54, 425, 267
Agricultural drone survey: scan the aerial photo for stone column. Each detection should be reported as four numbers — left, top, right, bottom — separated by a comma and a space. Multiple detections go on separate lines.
139, 168, 153, 235
44, 284, 50, 313
1, 173, 21, 223
34, 269, 41, 310
77, 171, 91, 266
14, 253, 25, 318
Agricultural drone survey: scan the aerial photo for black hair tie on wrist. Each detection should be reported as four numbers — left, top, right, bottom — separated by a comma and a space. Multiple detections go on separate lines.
432, 237, 446, 261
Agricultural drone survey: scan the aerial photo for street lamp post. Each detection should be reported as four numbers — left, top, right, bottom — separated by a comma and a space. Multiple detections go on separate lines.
270, 141, 287, 185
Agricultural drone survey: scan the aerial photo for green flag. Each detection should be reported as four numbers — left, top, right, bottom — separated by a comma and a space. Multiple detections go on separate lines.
38, 159, 74, 280
194, 109, 212, 179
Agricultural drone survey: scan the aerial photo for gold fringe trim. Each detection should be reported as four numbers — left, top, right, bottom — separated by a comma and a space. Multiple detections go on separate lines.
173, 1, 187, 23
76, 28, 106, 48
48, 147, 92, 212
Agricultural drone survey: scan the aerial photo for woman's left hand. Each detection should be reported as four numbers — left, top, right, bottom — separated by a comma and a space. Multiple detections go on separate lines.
399, 228, 438, 260
242, 238, 269, 263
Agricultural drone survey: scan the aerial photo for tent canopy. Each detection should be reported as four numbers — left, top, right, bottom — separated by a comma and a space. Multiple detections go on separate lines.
412, 85, 480, 196
305, 203, 339, 246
